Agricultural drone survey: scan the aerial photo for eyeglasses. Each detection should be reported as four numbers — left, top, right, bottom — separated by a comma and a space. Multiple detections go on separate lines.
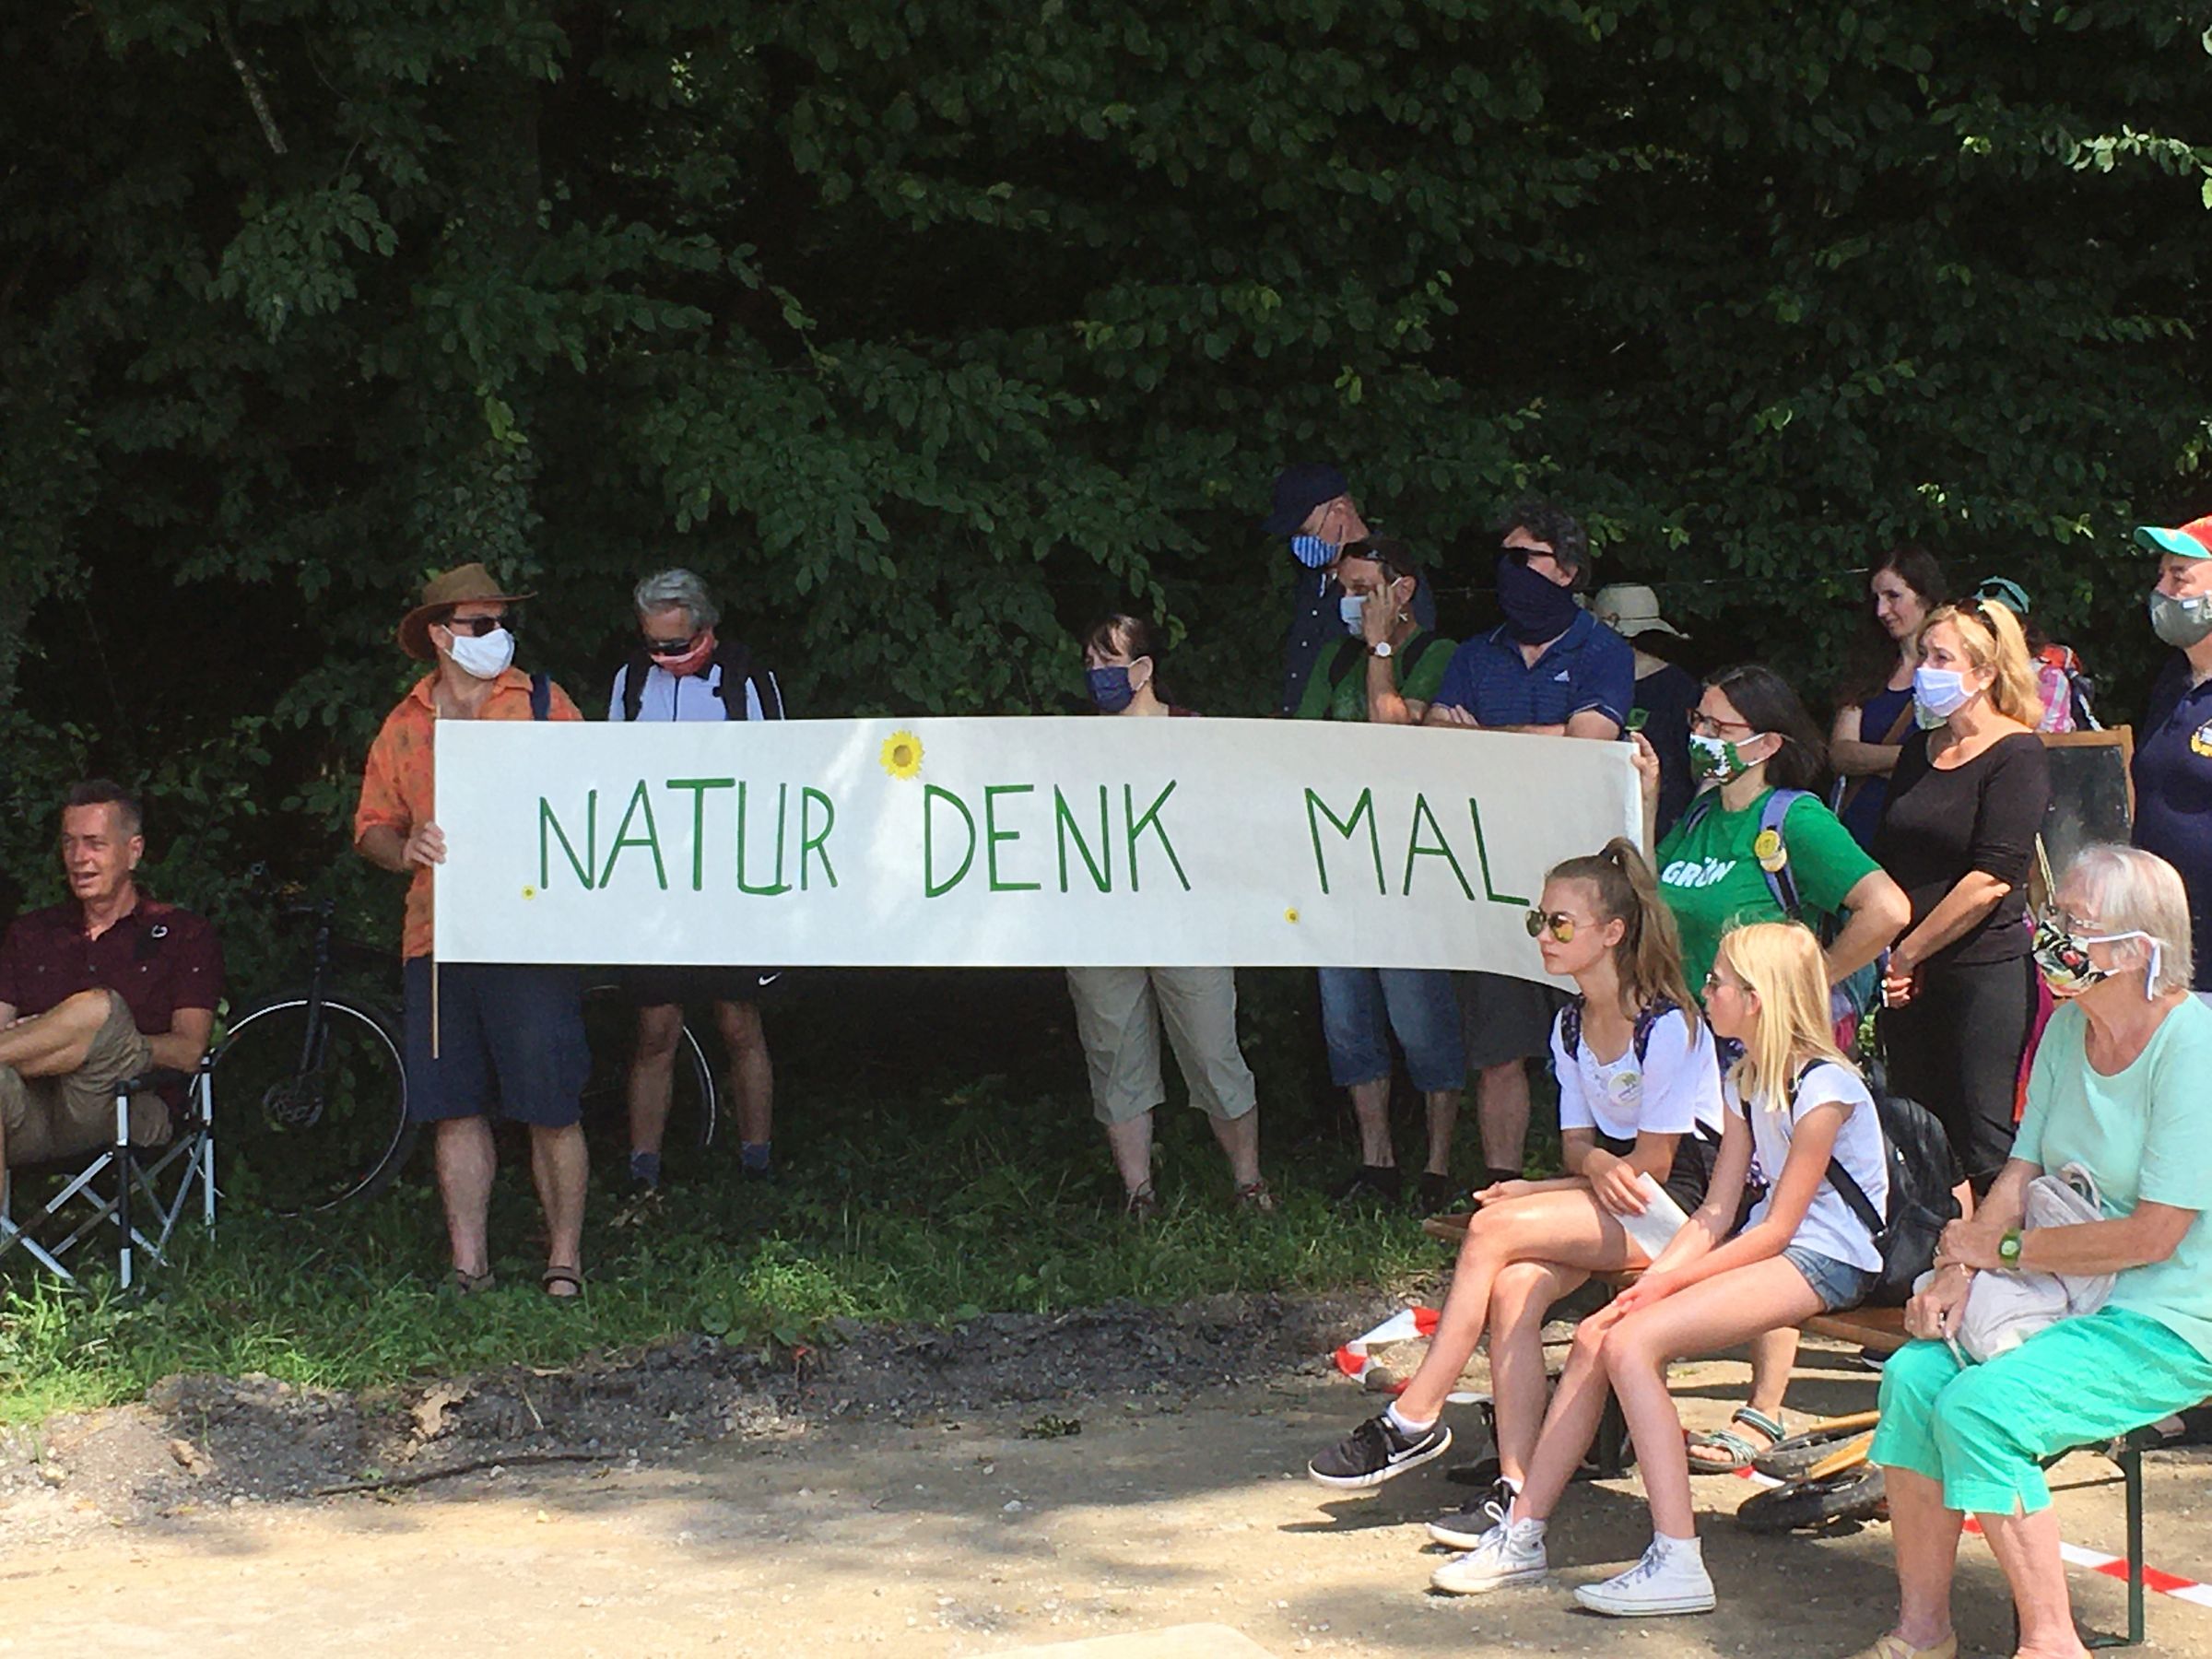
1688, 711, 1755, 737
1702, 970, 1741, 995
1524, 909, 1580, 943
441, 614, 512, 638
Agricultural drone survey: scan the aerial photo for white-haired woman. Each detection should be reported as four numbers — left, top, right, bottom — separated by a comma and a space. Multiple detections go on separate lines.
1854, 846, 2212, 1659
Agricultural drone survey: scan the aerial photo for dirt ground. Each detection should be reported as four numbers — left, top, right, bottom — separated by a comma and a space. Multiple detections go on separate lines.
1, 1302, 2209, 1659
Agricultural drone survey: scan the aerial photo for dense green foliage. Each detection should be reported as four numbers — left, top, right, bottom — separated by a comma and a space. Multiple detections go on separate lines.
3, 1, 2209, 941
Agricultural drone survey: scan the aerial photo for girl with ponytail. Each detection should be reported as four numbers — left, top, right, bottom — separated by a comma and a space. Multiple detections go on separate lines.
1307, 841, 1725, 1535
1429, 921, 1889, 1618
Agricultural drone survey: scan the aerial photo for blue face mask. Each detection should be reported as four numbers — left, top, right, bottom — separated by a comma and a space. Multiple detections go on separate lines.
1912, 665, 1973, 723
1291, 535, 1337, 569
1338, 594, 1366, 635
1087, 665, 1136, 713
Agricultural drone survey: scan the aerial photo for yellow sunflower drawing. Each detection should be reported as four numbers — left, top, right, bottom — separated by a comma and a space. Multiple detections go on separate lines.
880, 730, 924, 779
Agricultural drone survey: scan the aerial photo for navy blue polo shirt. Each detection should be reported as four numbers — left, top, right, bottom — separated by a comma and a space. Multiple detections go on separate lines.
2133, 654, 2212, 992
1430, 610, 1635, 731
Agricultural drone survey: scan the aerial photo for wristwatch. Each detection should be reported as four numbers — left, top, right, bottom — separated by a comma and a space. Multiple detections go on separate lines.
1370, 640, 1394, 659
1997, 1229, 2024, 1269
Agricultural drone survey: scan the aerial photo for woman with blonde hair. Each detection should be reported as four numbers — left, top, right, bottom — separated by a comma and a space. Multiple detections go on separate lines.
1430, 922, 1888, 1617
1874, 597, 2051, 1193
1853, 847, 2212, 1659
1306, 841, 1724, 1522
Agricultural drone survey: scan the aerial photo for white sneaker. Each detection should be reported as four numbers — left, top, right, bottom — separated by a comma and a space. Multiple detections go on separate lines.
1571, 1538, 1715, 1618
1428, 1521, 1548, 1595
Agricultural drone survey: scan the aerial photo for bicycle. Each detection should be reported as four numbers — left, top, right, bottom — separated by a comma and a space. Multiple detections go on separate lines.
211, 896, 717, 1216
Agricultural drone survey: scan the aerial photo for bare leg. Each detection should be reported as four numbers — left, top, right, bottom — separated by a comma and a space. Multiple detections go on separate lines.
1423, 1088, 1461, 1177
1884, 1465, 1965, 1652
1394, 1191, 1632, 1424
1349, 1077, 1394, 1167
1746, 1325, 1800, 1421
1600, 1256, 1823, 1537
0, 990, 112, 1077
1206, 1108, 1262, 1189
1509, 1314, 1623, 1523
1488, 1260, 1588, 1485
714, 999, 772, 1147
1102, 1112, 1155, 1195
626, 1004, 683, 1159
1982, 1506, 2085, 1659
530, 1122, 588, 1293
1477, 1059, 1529, 1175
435, 1116, 497, 1279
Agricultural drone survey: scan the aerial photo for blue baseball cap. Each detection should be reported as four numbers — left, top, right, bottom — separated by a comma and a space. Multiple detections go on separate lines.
1262, 463, 1349, 536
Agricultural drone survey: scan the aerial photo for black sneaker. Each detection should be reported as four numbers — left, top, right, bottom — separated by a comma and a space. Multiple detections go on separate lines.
1427, 1477, 1519, 1547
1307, 1413, 1453, 1489
1330, 1164, 1403, 1207
1416, 1171, 1459, 1214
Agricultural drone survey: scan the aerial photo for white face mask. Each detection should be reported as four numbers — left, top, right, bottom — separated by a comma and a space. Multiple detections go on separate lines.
445, 626, 515, 680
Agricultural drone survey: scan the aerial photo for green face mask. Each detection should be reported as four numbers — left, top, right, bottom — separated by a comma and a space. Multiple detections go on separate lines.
2149, 589, 2212, 649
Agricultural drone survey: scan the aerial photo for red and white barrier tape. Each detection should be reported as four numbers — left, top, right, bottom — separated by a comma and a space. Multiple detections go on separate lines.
1331, 1305, 1482, 1404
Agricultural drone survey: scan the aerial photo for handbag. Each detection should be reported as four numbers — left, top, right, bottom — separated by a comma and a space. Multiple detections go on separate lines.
1918, 1162, 2113, 1362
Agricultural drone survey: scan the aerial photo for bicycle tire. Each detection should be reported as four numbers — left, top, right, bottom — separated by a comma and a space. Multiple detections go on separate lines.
212, 993, 417, 1215
1735, 1465, 1887, 1534
1752, 1416, 1885, 1482
578, 983, 719, 1162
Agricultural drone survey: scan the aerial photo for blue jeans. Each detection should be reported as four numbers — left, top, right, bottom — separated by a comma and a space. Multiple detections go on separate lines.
1316, 967, 1466, 1094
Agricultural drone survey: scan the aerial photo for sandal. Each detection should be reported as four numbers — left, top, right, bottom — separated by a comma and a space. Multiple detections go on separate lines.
1232, 1179, 1277, 1215
1846, 1634, 1955, 1659
541, 1266, 585, 1300
1686, 1406, 1784, 1473
452, 1267, 496, 1296
1124, 1183, 1160, 1223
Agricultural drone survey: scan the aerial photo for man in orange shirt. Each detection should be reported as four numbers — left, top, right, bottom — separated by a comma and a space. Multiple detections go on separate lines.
355, 564, 591, 1297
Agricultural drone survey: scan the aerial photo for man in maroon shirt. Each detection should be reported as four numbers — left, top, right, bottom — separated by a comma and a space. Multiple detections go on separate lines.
0, 781, 224, 1165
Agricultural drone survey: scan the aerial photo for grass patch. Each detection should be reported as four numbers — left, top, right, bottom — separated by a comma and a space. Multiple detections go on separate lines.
0, 1074, 1455, 1424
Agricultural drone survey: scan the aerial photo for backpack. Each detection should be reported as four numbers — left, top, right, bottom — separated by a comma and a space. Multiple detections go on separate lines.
1557, 996, 1681, 1067
1678, 786, 1877, 1020
617, 640, 785, 723
529, 671, 552, 721
1799, 1058, 1960, 1308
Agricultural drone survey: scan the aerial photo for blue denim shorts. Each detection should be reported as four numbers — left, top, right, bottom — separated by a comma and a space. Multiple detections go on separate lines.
1315, 966, 1466, 1094
1783, 1244, 1880, 1313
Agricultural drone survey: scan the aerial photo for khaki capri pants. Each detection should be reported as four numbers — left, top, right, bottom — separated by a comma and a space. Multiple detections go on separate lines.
1064, 967, 1257, 1126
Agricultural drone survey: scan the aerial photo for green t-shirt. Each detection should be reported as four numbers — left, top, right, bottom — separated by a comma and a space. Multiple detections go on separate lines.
2017, 996, 2212, 1361
1294, 630, 1456, 723
1653, 788, 1879, 990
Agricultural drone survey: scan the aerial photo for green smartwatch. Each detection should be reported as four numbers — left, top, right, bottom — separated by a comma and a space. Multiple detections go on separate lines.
1997, 1229, 2024, 1269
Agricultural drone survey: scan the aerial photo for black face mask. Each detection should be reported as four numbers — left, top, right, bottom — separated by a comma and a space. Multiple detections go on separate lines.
1495, 553, 1580, 644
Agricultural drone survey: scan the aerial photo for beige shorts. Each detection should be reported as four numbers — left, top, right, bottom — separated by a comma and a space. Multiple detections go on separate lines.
0, 990, 167, 1167
1065, 967, 1258, 1126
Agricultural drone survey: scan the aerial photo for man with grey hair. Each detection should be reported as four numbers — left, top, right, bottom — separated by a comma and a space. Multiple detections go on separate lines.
608, 569, 784, 1192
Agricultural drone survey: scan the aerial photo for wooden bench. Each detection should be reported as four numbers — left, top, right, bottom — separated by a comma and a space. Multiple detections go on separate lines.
1419, 1213, 2159, 1646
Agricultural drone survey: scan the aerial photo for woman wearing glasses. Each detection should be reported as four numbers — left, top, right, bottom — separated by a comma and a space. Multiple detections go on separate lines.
1873, 600, 2051, 1195
1306, 841, 1723, 1528
1630, 664, 1909, 1471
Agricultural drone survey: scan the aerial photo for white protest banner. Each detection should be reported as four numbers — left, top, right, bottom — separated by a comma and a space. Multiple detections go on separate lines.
433, 717, 1640, 978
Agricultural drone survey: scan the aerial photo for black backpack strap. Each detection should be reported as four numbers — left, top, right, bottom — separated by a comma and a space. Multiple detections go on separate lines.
749, 662, 786, 720
618, 648, 652, 722
1558, 998, 1584, 1061
1791, 1058, 1888, 1241
530, 672, 553, 722
709, 639, 783, 721
1323, 638, 1361, 694
1630, 998, 1679, 1065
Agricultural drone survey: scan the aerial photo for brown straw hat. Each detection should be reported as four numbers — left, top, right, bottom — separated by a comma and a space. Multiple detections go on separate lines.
396, 563, 535, 661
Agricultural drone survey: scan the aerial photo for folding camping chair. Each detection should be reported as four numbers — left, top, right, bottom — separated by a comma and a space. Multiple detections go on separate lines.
0, 1057, 216, 1288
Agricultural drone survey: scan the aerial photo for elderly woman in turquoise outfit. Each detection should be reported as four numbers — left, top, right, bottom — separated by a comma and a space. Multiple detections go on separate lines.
1852, 845, 2212, 1659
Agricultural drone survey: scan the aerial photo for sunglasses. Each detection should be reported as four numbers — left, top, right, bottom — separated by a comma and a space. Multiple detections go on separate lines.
647, 634, 702, 657
441, 614, 513, 638
1524, 909, 1580, 943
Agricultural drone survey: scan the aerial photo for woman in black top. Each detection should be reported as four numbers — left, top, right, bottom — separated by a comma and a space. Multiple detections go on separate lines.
1874, 598, 2052, 1192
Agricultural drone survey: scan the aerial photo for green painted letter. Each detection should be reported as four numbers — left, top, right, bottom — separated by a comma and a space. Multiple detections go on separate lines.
1402, 792, 1476, 900
1053, 785, 1112, 894
983, 784, 1041, 893
665, 777, 734, 891
800, 787, 838, 890
924, 784, 977, 898
736, 782, 793, 896
1123, 782, 1190, 892
538, 791, 598, 890
599, 781, 668, 891
1304, 788, 1384, 897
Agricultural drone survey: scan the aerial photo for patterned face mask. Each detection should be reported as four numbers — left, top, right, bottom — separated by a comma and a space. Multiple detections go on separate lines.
1291, 535, 1338, 569
2031, 912, 2159, 1000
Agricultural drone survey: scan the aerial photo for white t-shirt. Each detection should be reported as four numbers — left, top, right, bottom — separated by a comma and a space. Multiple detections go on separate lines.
1551, 1005, 1725, 1144
1728, 1059, 1888, 1272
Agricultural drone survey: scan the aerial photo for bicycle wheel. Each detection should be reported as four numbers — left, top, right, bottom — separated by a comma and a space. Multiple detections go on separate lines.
213, 994, 417, 1215
1752, 1414, 1884, 1482
578, 982, 718, 1165
1735, 1464, 1887, 1533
